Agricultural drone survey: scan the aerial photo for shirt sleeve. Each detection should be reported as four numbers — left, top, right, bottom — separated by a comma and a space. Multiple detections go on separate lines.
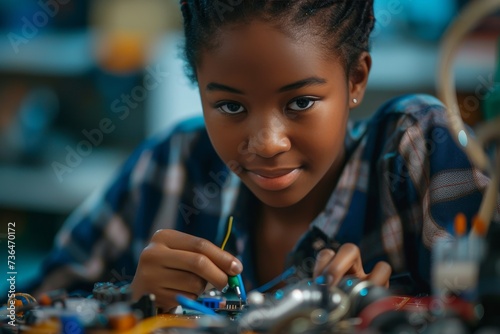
22, 117, 206, 297
379, 95, 500, 292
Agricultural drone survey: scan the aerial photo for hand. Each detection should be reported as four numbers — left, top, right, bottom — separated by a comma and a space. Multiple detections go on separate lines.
130, 229, 243, 311
312, 243, 391, 288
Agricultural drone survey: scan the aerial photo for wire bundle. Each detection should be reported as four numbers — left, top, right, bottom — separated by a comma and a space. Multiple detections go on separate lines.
437, 0, 500, 236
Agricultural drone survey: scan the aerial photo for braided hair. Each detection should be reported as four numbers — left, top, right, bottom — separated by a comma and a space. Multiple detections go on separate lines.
179, 0, 375, 84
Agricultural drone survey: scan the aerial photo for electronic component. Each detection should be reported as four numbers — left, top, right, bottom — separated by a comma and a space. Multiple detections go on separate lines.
238, 278, 350, 332
227, 274, 247, 303
0, 277, 489, 333
196, 288, 246, 314
200, 297, 223, 310
224, 300, 242, 311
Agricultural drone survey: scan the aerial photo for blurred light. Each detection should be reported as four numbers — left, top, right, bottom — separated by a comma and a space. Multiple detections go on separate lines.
458, 130, 468, 147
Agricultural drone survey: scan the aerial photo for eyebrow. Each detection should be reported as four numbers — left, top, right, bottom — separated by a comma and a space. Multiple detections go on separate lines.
205, 76, 327, 95
206, 82, 244, 94
278, 77, 327, 93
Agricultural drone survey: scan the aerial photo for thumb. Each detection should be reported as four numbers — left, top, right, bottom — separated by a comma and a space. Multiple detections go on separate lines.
313, 248, 336, 278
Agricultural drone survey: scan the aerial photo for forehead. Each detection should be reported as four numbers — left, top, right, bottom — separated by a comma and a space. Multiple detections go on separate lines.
196, 20, 346, 89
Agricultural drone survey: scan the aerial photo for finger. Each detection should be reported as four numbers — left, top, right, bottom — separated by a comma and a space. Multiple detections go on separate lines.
313, 248, 336, 278
132, 271, 204, 308
154, 288, 198, 312
164, 250, 229, 291
161, 269, 208, 296
321, 243, 365, 286
367, 261, 392, 288
143, 244, 230, 291
131, 266, 200, 310
152, 230, 243, 276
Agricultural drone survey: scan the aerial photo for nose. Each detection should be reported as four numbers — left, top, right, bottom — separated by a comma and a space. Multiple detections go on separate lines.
247, 115, 291, 158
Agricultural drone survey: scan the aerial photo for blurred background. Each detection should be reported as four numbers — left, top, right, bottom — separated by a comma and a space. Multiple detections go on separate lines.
0, 0, 498, 293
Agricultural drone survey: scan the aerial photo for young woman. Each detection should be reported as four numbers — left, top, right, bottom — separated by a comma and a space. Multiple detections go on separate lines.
29, 1, 498, 312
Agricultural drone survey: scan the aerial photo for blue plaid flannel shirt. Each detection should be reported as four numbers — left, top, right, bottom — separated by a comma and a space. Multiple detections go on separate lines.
26, 94, 500, 296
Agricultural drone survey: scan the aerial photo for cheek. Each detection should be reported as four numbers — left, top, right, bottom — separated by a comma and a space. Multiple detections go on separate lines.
294, 118, 347, 165
205, 119, 245, 162
302, 133, 344, 168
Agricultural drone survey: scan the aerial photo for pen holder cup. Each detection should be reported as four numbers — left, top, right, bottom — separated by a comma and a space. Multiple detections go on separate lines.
431, 236, 484, 302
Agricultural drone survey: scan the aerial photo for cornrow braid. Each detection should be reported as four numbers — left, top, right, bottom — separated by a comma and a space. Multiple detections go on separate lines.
179, 1, 190, 27
179, 0, 375, 84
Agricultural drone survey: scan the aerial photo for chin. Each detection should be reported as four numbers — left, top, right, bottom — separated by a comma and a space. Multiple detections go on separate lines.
250, 185, 308, 209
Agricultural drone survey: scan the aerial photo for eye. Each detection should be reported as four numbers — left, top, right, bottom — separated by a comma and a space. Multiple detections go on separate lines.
288, 97, 316, 111
217, 102, 245, 114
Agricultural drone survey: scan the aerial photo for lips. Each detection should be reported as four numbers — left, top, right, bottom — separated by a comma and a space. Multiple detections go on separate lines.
246, 167, 301, 191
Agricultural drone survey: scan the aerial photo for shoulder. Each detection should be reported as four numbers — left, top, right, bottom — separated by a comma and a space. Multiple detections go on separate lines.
113, 115, 215, 183
132, 115, 211, 161
369, 93, 447, 131
145, 115, 208, 150
349, 94, 447, 143
348, 94, 449, 157
377, 94, 445, 114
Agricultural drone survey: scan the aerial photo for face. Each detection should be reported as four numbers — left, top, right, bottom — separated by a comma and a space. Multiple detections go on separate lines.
196, 20, 369, 209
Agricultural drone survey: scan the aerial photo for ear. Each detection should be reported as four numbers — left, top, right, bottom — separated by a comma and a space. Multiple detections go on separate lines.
348, 52, 371, 109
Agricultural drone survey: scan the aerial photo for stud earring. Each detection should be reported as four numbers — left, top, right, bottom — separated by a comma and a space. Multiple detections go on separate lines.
352, 98, 358, 104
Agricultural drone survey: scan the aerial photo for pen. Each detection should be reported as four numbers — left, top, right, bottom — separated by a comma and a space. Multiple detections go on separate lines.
454, 212, 467, 259
469, 214, 487, 261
